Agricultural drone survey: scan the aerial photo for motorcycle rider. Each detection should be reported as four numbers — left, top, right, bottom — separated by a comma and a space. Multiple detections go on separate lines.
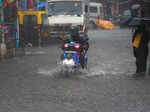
62, 27, 89, 69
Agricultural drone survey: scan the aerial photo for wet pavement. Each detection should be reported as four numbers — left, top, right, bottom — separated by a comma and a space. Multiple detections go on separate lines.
0, 28, 150, 112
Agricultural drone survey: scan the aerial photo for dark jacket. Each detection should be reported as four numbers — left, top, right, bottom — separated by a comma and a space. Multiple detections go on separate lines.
132, 25, 150, 57
71, 28, 89, 44
132, 26, 149, 48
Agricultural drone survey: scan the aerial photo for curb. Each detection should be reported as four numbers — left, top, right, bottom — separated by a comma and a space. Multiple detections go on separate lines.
0, 48, 25, 60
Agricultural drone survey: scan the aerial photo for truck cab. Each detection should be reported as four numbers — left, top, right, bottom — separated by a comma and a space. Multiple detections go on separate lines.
45, 0, 89, 38
88, 2, 104, 29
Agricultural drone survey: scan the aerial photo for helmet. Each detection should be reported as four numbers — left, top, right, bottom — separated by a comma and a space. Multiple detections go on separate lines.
71, 27, 79, 37
131, 4, 141, 17
131, 4, 141, 10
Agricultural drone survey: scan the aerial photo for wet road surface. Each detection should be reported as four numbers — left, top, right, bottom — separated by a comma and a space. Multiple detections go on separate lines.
0, 28, 150, 112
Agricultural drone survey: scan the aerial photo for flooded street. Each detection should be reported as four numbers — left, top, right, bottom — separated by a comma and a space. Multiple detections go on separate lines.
1, 28, 150, 112
37, 28, 135, 78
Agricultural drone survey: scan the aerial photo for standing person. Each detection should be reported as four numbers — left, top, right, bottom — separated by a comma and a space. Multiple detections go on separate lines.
132, 24, 150, 77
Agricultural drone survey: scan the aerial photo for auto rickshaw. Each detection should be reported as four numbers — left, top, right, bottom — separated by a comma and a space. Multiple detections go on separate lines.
17, 11, 48, 47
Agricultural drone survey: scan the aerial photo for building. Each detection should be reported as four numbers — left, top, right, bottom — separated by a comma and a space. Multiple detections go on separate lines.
99, 0, 150, 19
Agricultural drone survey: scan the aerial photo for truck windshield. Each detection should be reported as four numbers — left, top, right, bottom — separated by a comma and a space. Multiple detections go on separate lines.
48, 1, 82, 16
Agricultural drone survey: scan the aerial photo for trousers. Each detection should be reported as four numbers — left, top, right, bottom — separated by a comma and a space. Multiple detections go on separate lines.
133, 46, 148, 73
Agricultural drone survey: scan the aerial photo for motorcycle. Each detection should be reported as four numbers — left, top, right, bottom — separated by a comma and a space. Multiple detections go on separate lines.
60, 41, 88, 74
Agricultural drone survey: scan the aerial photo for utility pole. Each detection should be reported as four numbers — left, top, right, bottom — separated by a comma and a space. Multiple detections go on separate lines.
16, 0, 19, 48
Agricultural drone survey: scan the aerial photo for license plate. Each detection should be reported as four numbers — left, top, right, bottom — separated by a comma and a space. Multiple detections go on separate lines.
54, 24, 60, 27
63, 23, 72, 26
65, 51, 77, 53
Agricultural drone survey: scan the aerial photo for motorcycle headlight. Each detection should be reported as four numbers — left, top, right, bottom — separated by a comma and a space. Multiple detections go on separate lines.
63, 59, 75, 66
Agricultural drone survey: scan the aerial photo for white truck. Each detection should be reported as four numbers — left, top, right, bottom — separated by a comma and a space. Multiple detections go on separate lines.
45, 0, 89, 38
88, 2, 104, 29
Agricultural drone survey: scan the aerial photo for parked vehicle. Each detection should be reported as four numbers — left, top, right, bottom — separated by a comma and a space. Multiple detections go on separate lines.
45, 0, 90, 38
17, 11, 47, 47
88, 2, 104, 29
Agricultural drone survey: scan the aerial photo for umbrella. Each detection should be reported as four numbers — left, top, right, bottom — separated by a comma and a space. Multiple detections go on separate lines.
37, 2, 46, 9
